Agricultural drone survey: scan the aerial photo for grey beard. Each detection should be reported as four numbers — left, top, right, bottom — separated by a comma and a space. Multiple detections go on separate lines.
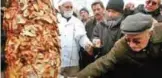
107, 14, 122, 21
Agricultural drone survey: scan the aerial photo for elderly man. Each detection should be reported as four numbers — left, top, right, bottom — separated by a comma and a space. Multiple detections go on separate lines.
77, 13, 162, 78
124, 0, 162, 22
57, 0, 93, 77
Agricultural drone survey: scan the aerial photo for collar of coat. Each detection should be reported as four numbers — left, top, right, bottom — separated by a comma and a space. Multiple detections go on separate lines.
100, 15, 124, 29
150, 23, 162, 43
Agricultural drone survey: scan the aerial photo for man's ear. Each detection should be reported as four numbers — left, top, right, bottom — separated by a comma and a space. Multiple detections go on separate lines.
58, 6, 62, 12
149, 31, 153, 36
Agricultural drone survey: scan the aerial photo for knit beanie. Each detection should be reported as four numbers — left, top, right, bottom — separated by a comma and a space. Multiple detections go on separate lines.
80, 8, 89, 14
106, 0, 124, 13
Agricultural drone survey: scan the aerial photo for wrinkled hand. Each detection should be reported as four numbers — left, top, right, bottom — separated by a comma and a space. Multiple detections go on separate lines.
85, 43, 94, 55
125, 2, 135, 10
92, 38, 101, 48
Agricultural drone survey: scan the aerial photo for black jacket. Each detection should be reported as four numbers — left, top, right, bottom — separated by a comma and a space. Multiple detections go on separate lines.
92, 16, 124, 58
85, 17, 97, 39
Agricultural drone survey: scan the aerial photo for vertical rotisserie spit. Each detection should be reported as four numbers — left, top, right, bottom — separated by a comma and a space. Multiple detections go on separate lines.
3, 0, 61, 78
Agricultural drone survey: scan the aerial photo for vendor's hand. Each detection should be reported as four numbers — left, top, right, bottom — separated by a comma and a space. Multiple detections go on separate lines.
85, 43, 93, 55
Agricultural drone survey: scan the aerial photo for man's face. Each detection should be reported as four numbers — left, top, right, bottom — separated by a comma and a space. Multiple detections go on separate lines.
92, 4, 104, 21
125, 31, 151, 52
80, 10, 89, 21
60, 2, 73, 18
144, 0, 160, 12
61, 2, 73, 12
106, 9, 121, 20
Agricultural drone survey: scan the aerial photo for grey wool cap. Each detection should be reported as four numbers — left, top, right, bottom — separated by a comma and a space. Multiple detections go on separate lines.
121, 13, 153, 34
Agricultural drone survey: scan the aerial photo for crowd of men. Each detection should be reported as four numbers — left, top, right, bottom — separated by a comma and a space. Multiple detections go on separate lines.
1, 0, 162, 78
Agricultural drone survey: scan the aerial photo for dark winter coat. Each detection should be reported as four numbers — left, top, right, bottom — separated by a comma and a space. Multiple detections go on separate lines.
92, 16, 124, 58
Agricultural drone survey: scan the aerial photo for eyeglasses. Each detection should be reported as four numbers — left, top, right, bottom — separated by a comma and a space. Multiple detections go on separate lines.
63, 6, 73, 9
146, 0, 157, 6
125, 38, 141, 45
